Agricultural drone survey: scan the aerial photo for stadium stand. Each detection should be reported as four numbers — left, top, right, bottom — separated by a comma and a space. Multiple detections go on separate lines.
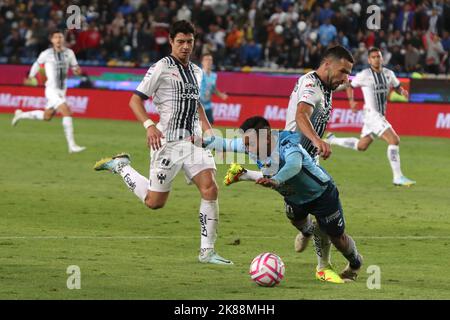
0, 0, 449, 74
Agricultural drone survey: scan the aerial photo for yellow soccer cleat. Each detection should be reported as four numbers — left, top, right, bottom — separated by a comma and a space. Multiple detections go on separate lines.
315, 265, 345, 284
223, 163, 246, 186
93, 153, 131, 173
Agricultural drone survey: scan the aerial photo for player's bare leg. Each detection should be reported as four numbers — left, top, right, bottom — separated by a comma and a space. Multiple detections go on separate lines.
381, 127, 415, 186
290, 216, 314, 252
193, 169, 233, 265
328, 233, 363, 282
57, 103, 85, 153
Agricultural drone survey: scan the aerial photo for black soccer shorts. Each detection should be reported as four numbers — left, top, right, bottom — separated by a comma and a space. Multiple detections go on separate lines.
284, 183, 346, 237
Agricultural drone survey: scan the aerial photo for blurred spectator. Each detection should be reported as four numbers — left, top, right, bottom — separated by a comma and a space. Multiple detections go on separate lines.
318, 19, 336, 47
240, 39, 262, 66
424, 32, 446, 74
404, 43, 421, 72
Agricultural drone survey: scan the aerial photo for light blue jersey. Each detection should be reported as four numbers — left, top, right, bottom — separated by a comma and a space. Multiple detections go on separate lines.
200, 71, 218, 110
205, 131, 332, 204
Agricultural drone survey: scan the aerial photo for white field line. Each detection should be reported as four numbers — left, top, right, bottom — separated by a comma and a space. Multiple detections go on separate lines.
0, 235, 449, 240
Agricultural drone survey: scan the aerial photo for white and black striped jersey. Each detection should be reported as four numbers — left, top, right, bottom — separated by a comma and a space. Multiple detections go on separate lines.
29, 48, 78, 90
351, 67, 401, 116
134, 55, 203, 142
285, 71, 332, 157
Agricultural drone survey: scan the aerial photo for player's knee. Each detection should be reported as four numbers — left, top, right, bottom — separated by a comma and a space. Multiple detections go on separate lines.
393, 136, 400, 145
357, 144, 368, 151
145, 198, 165, 210
199, 183, 218, 200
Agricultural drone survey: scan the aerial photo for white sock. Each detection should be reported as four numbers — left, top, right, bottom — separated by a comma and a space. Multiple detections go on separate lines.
19, 110, 44, 120
240, 169, 263, 181
313, 224, 332, 270
387, 145, 403, 180
199, 199, 218, 250
329, 136, 359, 150
62, 116, 77, 149
117, 165, 149, 203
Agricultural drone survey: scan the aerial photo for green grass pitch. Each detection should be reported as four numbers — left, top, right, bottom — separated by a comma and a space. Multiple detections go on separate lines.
0, 113, 449, 299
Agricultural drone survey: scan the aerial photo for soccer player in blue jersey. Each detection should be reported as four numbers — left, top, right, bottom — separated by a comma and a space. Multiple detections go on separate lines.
205, 116, 363, 282
200, 53, 228, 124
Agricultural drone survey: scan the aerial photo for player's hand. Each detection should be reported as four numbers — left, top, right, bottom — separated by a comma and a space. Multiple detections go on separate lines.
220, 93, 228, 100
313, 138, 332, 160
147, 125, 164, 151
256, 178, 279, 189
349, 100, 358, 112
401, 88, 409, 100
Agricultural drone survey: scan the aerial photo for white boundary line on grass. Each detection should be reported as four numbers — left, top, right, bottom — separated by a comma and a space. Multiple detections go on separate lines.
0, 235, 449, 240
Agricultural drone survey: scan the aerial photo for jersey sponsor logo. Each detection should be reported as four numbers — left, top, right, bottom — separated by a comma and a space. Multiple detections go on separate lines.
328, 108, 364, 129
264, 105, 287, 121
436, 113, 450, 129
0, 93, 88, 113
212, 103, 241, 121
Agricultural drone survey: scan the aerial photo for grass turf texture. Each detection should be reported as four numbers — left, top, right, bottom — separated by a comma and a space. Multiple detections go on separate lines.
0, 113, 449, 299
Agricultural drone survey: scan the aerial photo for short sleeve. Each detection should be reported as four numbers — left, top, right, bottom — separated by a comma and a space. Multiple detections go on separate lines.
350, 71, 366, 88
68, 49, 79, 68
134, 61, 165, 100
297, 78, 322, 108
389, 70, 401, 89
36, 51, 47, 64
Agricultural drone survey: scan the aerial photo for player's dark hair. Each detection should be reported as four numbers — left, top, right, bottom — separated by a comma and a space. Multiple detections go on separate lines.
240, 116, 271, 132
320, 45, 354, 65
368, 47, 381, 55
201, 52, 213, 60
169, 20, 195, 39
50, 29, 64, 37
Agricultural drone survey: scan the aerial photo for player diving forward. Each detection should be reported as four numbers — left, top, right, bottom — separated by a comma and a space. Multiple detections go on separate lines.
11, 30, 85, 153
205, 116, 363, 282
326, 47, 415, 186
221, 46, 355, 283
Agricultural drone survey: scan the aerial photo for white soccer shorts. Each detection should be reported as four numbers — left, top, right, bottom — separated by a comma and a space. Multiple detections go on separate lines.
148, 140, 216, 192
45, 88, 67, 110
360, 109, 392, 138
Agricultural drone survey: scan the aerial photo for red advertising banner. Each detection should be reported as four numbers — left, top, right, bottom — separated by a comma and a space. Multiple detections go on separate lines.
1, 85, 449, 138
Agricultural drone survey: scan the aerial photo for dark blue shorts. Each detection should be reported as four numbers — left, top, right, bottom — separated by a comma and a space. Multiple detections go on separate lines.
284, 183, 345, 237
205, 108, 214, 124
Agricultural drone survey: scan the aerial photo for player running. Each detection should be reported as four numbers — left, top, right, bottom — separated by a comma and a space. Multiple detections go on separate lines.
11, 30, 85, 153
325, 47, 415, 186
93, 20, 232, 265
205, 116, 363, 282
199, 53, 228, 124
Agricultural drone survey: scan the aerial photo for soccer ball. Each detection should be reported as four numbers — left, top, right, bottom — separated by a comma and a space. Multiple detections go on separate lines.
249, 252, 285, 287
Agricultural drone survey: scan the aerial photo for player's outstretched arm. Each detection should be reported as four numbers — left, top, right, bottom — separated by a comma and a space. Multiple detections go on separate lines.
198, 103, 213, 133
256, 152, 302, 188
346, 86, 358, 111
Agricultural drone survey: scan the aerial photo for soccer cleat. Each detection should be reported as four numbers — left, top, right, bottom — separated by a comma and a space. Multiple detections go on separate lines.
294, 232, 313, 253
11, 109, 23, 126
93, 153, 131, 173
224, 163, 246, 186
324, 132, 335, 143
199, 249, 233, 265
340, 254, 364, 282
69, 145, 86, 154
393, 176, 416, 187
315, 265, 345, 284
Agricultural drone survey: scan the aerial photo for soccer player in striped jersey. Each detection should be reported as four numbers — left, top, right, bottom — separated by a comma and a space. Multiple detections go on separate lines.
11, 30, 85, 153
326, 47, 415, 186
94, 20, 232, 265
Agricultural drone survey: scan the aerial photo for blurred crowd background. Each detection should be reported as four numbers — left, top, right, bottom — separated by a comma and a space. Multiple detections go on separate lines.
1, 0, 449, 74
